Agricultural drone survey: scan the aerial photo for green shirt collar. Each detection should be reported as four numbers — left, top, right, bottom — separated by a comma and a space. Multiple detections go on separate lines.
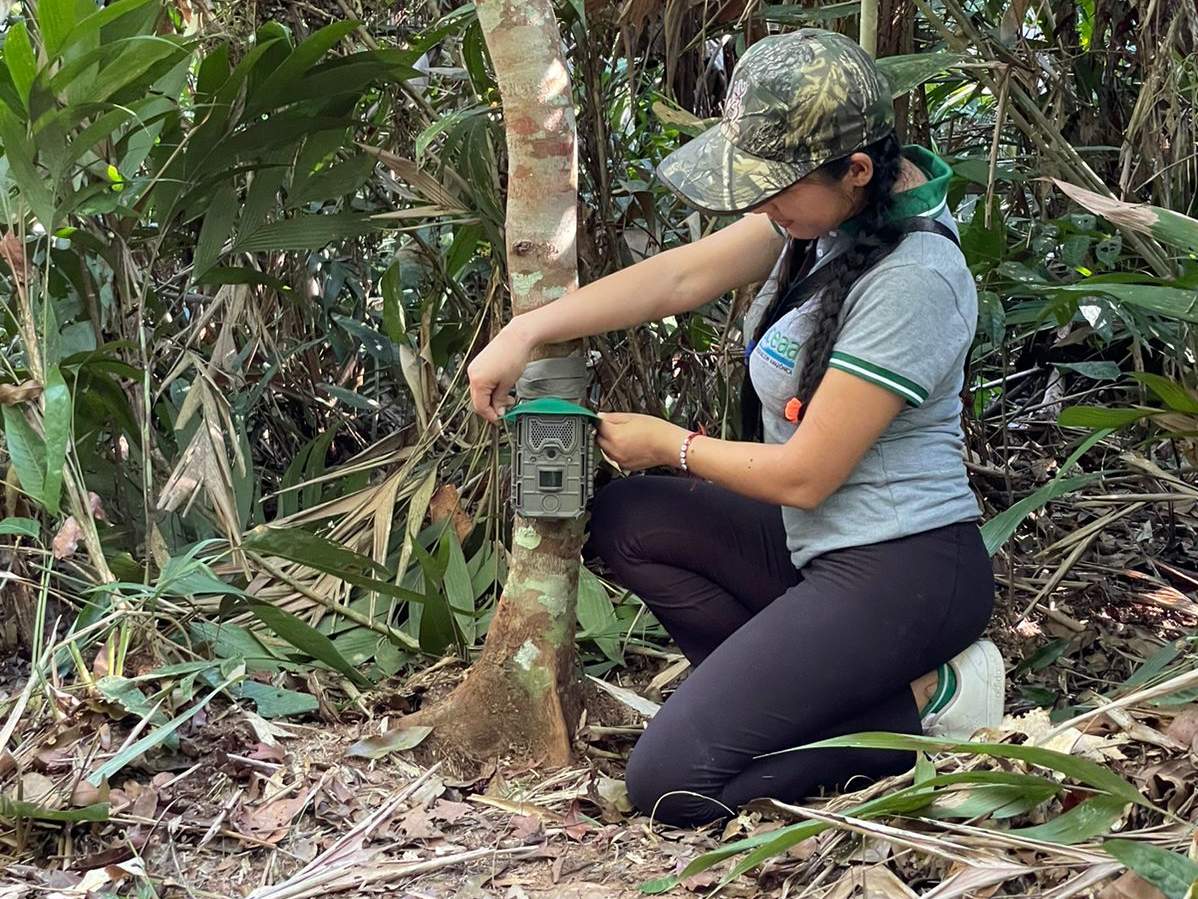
840, 145, 951, 236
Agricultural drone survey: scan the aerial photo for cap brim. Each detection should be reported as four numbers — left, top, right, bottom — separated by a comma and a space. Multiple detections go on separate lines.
656, 123, 816, 214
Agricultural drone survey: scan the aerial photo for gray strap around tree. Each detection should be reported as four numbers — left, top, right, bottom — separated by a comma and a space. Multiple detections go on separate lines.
515, 355, 589, 403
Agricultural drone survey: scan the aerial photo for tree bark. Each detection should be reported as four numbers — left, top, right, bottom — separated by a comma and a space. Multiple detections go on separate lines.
395, 0, 584, 768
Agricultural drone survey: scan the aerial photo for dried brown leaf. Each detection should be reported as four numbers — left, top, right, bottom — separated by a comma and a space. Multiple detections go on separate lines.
0, 381, 42, 406
1165, 705, 1198, 745
51, 517, 85, 560
1099, 870, 1168, 899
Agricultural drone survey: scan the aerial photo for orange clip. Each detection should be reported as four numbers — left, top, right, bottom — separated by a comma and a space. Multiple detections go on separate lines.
784, 397, 803, 423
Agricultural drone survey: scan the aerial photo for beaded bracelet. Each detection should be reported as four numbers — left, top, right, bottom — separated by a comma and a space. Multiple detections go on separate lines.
679, 431, 700, 472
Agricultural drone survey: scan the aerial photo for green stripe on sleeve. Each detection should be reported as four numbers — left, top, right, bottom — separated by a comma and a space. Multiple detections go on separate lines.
829, 352, 929, 406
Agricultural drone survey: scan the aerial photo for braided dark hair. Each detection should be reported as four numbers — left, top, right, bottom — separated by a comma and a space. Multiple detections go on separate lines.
741, 131, 905, 439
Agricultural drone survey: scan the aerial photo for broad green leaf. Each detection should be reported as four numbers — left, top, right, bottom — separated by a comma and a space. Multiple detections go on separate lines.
1104, 839, 1198, 899
243, 525, 390, 579
877, 52, 964, 96
347, 725, 433, 759
758, 2, 861, 25
195, 266, 291, 293
0, 517, 39, 538
193, 183, 236, 280
235, 681, 319, 719
1058, 407, 1154, 429
4, 22, 37, 109
189, 620, 283, 672
247, 20, 360, 114
981, 474, 1097, 555
792, 732, 1148, 807
95, 676, 165, 723
0, 796, 108, 823
1053, 179, 1198, 255
1050, 283, 1198, 323
41, 366, 70, 515
242, 526, 428, 611
1010, 795, 1128, 844
1132, 373, 1198, 414
415, 105, 485, 159
0, 104, 55, 227
244, 599, 372, 688
922, 782, 1059, 821
62, 0, 158, 57
286, 154, 374, 207
2, 406, 47, 505
442, 529, 476, 644
87, 667, 242, 785
232, 213, 379, 253
578, 566, 622, 663
1053, 361, 1123, 381
38, 0, 78, 58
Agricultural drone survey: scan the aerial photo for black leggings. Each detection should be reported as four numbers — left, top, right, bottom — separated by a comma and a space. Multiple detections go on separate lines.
583, 475, 995, 826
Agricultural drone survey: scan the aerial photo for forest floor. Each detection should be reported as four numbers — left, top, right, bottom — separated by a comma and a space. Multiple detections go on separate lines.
3, 500, 1198, 898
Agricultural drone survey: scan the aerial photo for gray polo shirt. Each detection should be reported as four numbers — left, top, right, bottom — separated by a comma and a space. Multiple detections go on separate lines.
744, 147, 981, 570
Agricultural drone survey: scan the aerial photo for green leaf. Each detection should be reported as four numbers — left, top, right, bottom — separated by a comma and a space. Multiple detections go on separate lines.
62, 0, 158, 57
195, 266, 291, 293
1053, 179, 1198, 256
235, 681, 319, 719
0, 796, 108, 823
1053, 361, 1123, 381
4, 22, 37, 109
1132, 373, 1198, 414
876, 51, 964, 96
758, 2, 861, 25
442, 529, 476, 644
794, 732, 1148, 807
286, 154, 374, 207
193, 183, 237, 281
578, 567, 623, 663
232, 213, 380, 253
1058, 406, 1154, 429
244, 599, 372, 689
2, 406, 46, 506
1104, 839, 1198, 899
981, 474, 1097, 555
0, 517, 39, 538
241, 525, 429, 612
247, 20, 361, 114
0, 104, 55, 227
38, 0, 78, 58
1050, 283, 1198, 323
189, 620, 282, 672
922, 782, 1060, 821
243, 525, 390, 579
95, 676, 165, 723
1010, 795, 1128, 844
87, 667, 242, 785
347, 725, 434, 759
41, 366, 70, 515
415, 105, 485, 159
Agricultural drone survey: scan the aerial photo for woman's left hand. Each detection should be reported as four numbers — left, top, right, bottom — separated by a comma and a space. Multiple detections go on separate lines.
596, 412, 689, 472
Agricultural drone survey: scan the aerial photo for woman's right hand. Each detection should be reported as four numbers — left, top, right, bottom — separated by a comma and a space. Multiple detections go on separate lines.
467, 323, 535, 424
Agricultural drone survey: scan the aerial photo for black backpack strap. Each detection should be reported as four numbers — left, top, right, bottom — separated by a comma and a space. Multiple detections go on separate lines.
746, 216, 962, 359
899, 215, 962, 249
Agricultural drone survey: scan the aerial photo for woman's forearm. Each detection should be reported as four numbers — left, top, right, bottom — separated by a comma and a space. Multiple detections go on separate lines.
681, 436, 817, 509
506, 248, 687, 347
505, 214, 784, 349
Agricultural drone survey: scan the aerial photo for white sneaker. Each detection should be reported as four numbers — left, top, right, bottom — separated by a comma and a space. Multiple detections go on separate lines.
921, 639, 1005, 740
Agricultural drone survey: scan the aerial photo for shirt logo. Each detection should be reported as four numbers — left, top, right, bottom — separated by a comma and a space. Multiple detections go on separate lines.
755, 326, 800, 373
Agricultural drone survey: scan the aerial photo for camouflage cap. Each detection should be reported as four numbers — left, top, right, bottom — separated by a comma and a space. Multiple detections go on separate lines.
657, 29, 895, 214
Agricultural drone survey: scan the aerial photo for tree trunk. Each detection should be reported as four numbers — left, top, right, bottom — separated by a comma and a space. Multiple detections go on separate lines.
396, 0, 584, 768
